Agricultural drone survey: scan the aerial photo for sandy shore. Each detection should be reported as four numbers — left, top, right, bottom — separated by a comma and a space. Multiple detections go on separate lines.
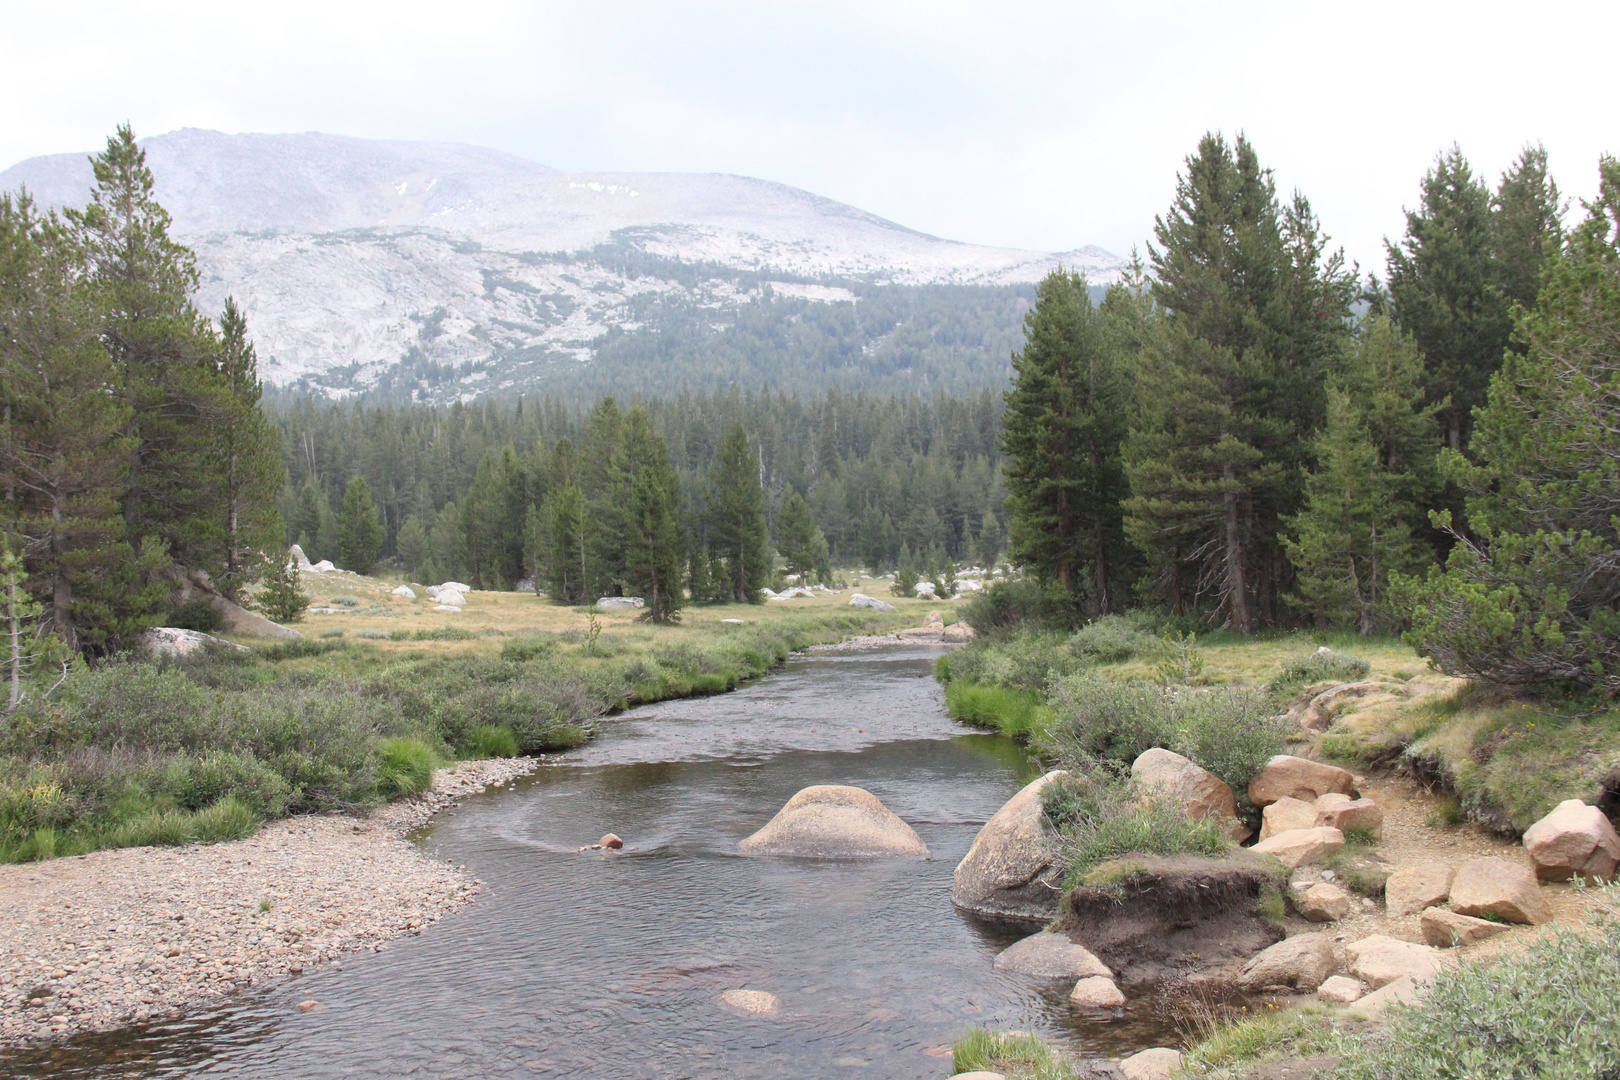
0, 756, 537, 1045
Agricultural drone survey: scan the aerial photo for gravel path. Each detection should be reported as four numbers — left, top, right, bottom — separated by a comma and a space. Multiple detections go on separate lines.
0, 756, 537, 1046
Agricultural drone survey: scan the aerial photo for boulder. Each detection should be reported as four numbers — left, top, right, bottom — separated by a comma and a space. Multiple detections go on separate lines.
771, 586, 815, 599
1249, 756, 1357, 806
144, 627, 250, 658
1420, 907, 1513, 948
438, 581, 470, 592
952, 771, 1070, 924
310, 559, 336, 573
1315, 798, 1384, 838
1522, 798, 1620, 882
435, 589, 466, 607
1260, 797, 1319, 841
1449, 857, 1551, 924
739, 785, 929, 858
1317, 974, 1365, 1004
894, 624, 945, 641
391, 585, 416, 599
1297, 882, 1350, 922
212, 596, 302, 639
992, 931, 1111, 979
1345, 934, 1444, 989
1237, 932, 1335, 992
431, 604, 462, 613
1132, 748, 1238, 823
1069, 975, 1126, 1010
595, 596, 644, 611
924, 609, 945, 627
718, 989, 778, 1014
848, 593, 896, 612
288, 543, 314, 570
941, 622, 978, 642
914, 581, 936, 596
1315, 792, 1353, 812
1251, 827, 1345, 869
598, 833, 624, 849
1349, 974, 1424, 1017
1384, 863, 1454, 917
1119, 1048, 1184, 1080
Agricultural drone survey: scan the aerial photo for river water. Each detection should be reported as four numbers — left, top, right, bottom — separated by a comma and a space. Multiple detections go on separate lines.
8, 645, 1180, 1079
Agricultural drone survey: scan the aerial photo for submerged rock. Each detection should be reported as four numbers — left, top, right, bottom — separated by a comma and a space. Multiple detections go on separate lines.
952, 771, 1070, 925
718, 989, 778, 1014
1069, 975, 1126, 1010
992, 931, 1111, 979
738, 785, 929, 858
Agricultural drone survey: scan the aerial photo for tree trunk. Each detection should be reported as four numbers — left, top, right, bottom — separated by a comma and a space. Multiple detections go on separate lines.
1223, 465, 1253, 632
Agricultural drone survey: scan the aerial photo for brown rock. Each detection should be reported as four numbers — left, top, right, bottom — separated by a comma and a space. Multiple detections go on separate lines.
1345, 934, 1445, 989
1297, 882, 1350, 922
1522, 799, 1620, 882
941, 622, 978, 643
1251, 826, 1345, 869
1237, 932, 1335, 991
1069, 975, 1126, 1009
1131, 748, 1239, 824
1349, 974, 1424, 1016
1420, 907, 1513, 948
993, 931, 1112, 979
1260, 797, 1319, 840
1119, 1048, 1184, 1080
1315, 798, 1384, 838
1315, 792, 1353, 812
718, 989, 779, 1014
1384, 862, 1455, 917
1248, 755, 1357, 806
924, 609, 944, 627
738, 785, 929, 858
296, 1000, 321, 1012
1449, 857, 1551, 924
952, 771, 1070, 924
1316, 974, 1364, 1003
598, 833, 624, 849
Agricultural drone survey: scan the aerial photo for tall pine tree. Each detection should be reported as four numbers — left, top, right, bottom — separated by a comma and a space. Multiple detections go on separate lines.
622, 406, 684, 621
708, 424, 771, 602
211, 298, 284, 600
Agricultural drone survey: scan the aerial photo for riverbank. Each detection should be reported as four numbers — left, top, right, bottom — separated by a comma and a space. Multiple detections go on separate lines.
0, 757, 534, 1045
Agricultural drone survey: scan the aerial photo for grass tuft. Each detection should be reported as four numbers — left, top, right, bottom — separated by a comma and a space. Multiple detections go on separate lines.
375, 738, 440, 797
952, 1027, 1075, 1080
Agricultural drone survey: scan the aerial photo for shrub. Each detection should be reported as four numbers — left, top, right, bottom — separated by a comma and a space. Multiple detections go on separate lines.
168, 597, 225, 633
502, 637, 556, 663
960, 577, 1079, 634
1042, 773, 1232, 886
376, 738, 440, 797
319, 628, 346, 639
1331, 889, 1620, 1079
942, 632, 1086, 695
158, 752, 292, 817
356, 629, 388, 639
1069, 614, 1158, 662
1268, 648, 1371, 705
468, 725, 520, 759
328, 595, 360, 607
1041, 674, 1173, 765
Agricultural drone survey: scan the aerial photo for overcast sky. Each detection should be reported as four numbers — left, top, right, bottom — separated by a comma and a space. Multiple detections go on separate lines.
4, 0, 1615, 274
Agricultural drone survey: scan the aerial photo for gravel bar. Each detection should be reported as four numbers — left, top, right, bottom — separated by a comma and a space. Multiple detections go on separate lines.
0, 756, 538, 1045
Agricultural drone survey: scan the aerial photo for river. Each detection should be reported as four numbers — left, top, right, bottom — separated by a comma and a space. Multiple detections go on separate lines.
8, 644, 1177, 1079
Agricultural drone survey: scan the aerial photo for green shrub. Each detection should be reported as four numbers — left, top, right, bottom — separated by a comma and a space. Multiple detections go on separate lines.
1268, 648, 1371, 705
376, 738, 439, 797
468, 725, 520, 759
319, 627, 346, 639
168, 597, 225, 633
1069, 613, 1158, 662
502, 637, 557, 662
412, 626, 475, 641
1042, 773, 1232, 886
1178, 1007, 1333, 1079
158, 752, 291, 817
356, 629, 389, 639
328, 595, 360, 607
944, 681, 1048, 738
103, 796, 260, 849
942, 631, 1086, 694
960, 577, 1079, 634
1331, 891, 1620, 1079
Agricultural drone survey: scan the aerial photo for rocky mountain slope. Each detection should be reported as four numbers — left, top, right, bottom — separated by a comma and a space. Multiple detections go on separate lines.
2, 130, 1125, 400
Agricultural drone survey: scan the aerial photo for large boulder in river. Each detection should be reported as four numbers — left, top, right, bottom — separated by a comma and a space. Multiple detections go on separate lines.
952, 771, 1070, 925
1522, 798, 1620, 881
739, 785, 928, 858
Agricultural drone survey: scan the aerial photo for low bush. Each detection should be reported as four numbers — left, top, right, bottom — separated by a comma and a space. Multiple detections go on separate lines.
960, 577, 1080, 634
319, 628, 346, 639
468, 725, 520, 759
103, 796, 261, 849
375, 738, 440, 797
1041, 773, 1232, 886
1268, 648, 1371, 705
1069, 613, 1159, 662
940, 631, 1088, 695
168, 597, 225, 633
328, 595, 360, 607
501, 636, 556, 662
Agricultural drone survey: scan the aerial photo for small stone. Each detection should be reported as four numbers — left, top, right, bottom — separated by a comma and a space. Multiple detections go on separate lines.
1349, 974, 1424, 1016
1297, 882, 1350, 922
1384, 862, 1454, 917
718, 989, 778, 1014
1316, 974, 1364, 1003
1449, 857, 1552, 925
1252, 826, 1346, 868
1420, 907, 1513, 948
296, 1000, 320, 1012
598, 833, 624, 849
1119, 1047, 1184, 1080
1069, 975, 1126, 1009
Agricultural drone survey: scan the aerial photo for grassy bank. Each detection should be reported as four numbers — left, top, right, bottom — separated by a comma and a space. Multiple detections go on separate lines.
0, 587, 922, 863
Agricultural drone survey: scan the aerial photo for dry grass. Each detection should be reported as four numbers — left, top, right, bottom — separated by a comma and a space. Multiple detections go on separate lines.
1099, 632, 1421, 688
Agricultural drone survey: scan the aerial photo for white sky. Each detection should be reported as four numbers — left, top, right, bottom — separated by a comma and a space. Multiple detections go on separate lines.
4, 0, 1615, 275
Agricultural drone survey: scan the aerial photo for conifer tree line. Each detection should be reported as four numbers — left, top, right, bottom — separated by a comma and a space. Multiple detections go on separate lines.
0, 127, 284, 654
269, 386, 1009, 597
1002, 131, 1587, 643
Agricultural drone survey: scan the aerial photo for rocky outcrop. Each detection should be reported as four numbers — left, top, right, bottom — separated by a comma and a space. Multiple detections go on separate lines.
1296, 882, 1350, 922
1522, 799, 1620, 881
1054, 851, 1287, 986
1384, 863, 1454, 917
213, 596, 302, 639
952, 771, 1070, 924
739, 785, 928, 858
1449, 857, 1551, 924
1298, 681, 1384, 733
1131, 749, 1245, 839
1345, 934, 1444, 989
992, 931, 1111, 979
1259, 796, 1318, 840
1248, 756, 1357, 806
1420, 907, 1512, 948
145, 627, 250, 658
1237, 932, 1335, 992
1251, 826, 1345, 869
848, 593, 896, 612
288, 543, 314, 570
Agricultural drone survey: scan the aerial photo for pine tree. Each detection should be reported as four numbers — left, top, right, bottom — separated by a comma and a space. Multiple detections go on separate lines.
0, 191, 137, 652
543, 483, 586, 603
1392, 156, 1620, 692
396, 515, 428, 579
708, 424, 771, 602
622, 406, 684, 621
1000, 269, 1133, 614
211, 298, 284, 600
582, 397, 628, 596
337, 476, 383, 573
775, 491, 826, 583
1492, 144, 1565, 312
256, 552, 309, 623
1124, 132, 1354, 630
1387, 147, 1508, 450
686, 545, 714, 603
975, 509, 1002, 569
461, 453, 503, 588
294, 478, 323, 557
892, 543, 919, 598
